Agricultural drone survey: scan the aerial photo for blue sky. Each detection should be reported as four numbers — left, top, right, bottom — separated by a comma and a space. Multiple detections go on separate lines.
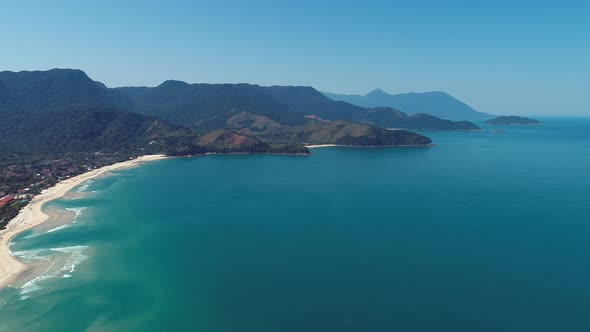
1, 0, 589, 115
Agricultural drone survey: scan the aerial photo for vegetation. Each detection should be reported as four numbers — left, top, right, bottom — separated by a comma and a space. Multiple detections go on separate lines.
169, 130, 310, 156
114, 80, 480, 131
115, 81, 306, 132
362, 108, 480, 130
0, 107, 196, 162
226, 112, 432, 146
293, 120, 432, 146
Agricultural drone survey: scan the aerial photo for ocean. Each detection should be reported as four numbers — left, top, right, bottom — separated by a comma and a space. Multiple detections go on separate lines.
1, 117, 589, 331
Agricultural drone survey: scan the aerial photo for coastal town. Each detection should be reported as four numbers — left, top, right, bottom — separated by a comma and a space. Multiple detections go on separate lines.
0, 153, 138, 229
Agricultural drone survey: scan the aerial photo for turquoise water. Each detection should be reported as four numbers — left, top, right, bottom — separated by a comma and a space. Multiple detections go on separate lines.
1, 117, 590, 331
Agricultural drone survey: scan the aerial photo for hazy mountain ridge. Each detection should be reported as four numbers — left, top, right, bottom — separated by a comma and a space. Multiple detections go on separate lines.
323, 89, 494, 121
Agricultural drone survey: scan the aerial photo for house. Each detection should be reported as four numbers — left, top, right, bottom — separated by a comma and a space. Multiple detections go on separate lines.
0, 195, 14, 208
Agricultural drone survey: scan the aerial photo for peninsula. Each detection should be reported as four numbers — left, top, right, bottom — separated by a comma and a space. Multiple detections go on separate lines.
485, 116, 541, 125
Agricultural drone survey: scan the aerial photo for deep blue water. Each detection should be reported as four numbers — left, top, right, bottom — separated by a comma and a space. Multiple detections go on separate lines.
1, 117, 589, 331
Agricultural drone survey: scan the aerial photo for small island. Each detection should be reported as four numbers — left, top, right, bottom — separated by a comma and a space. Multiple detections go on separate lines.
485, 116, 541, 125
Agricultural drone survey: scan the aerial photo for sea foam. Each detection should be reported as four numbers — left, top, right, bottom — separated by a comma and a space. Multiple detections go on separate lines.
45, 224, 71, 233
75, 180, 94, 193
12, 248, 48, 261
16, 246, 89, 298
65, 207, 87, 223
51, 245, 89, 274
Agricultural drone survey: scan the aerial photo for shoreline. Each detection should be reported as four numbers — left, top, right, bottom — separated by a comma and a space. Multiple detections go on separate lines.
0, 154, 167, 290
386, 128, 483, 132
306, 144, 435, 148
483, 123, 543, 126
305, 144, 339, 148
203, 151, 310, 156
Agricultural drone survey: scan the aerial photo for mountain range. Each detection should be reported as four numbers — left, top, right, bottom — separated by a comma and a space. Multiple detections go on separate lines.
114, 82, 479, 131
323, 89, 494, 121
0, 69, 451, 161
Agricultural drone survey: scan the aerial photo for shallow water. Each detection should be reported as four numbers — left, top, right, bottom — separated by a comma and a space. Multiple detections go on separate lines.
1, 117, 590, 331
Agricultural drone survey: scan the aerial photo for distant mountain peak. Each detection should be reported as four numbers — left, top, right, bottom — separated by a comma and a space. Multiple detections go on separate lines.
158, 80, 189, 88
366, 88, 388, 97
323, 89, 494, 121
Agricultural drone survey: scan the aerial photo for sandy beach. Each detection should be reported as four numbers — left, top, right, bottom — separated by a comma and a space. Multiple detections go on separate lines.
305, 144, 340, 148
0, 154, 167, 290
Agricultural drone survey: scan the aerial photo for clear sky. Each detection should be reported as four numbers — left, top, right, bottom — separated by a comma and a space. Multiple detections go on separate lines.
2, 0, 589, 115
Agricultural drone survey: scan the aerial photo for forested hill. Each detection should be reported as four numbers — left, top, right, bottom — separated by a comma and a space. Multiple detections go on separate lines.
0, 70, 306, 163
0, 69, 478, 136
0, 69, 438, 164
114, 83, 480, 131
0, 69, 115, 111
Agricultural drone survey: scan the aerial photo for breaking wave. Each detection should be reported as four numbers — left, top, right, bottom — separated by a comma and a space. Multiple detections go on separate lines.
65, 207, 87, 223
15, 246, 89, 299
75, 180, 94, 193
46, 224, 71, 233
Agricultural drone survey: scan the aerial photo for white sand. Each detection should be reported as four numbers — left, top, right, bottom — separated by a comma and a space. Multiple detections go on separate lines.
305, 144, 340, 148
0, 154, 167, 289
